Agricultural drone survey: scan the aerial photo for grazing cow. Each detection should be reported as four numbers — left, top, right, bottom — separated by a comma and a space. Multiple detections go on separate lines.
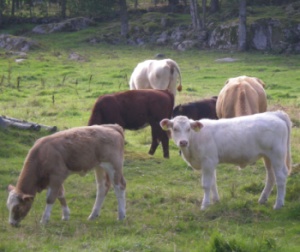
216, 76, 267, 118
7, 125, 126, 226
88, 89, 174, 158
160, 111, 292, 210
172, 97, 218, 120
129, 58, 182, 97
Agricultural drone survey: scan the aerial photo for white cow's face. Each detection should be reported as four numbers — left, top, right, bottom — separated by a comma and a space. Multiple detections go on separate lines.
7, 185, 34, 227
160, 116, 202, 148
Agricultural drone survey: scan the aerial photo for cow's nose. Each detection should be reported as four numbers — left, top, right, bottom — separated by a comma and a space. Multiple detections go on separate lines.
179, 140, 188, 147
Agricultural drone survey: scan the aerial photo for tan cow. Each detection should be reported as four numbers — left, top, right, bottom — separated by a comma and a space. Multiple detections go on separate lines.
129, 58, 182, 97
7, 125, 126, 226
216, 76, 267, 118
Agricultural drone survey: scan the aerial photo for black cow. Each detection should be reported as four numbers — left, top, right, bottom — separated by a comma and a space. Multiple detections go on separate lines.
172, 97, 218, 120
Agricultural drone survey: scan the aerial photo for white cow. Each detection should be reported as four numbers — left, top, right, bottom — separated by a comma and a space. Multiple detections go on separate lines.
129, 58, 182, 97
160, 111, 292, 210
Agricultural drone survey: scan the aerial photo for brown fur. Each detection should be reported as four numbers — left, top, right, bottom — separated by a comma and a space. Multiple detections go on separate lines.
88, 89, 174, 158
7, 125, 125, 225
216, 76, 267, 118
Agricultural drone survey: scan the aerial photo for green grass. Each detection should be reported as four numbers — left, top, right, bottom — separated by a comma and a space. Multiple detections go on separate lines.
0, 20, 300, 251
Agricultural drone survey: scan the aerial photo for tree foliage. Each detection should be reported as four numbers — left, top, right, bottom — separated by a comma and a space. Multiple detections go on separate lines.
68, 0, 116, 18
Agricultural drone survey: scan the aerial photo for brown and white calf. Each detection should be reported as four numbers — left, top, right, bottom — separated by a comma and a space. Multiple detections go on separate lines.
7, 124, 126, 226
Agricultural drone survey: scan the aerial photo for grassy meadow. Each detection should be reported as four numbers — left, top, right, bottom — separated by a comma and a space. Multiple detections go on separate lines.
0, 21, 300, 252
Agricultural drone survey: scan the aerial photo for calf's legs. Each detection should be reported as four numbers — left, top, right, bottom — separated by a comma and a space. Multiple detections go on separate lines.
89, 162, 126, 221
40, 161, 126, 224
57, 185, 70, 221
41, 176, 67, 224
88, 168, 111, 220
259, 157, 275, 205
272, 161, 288, 209
201, 168, 219, 210
259, 156, 288, 209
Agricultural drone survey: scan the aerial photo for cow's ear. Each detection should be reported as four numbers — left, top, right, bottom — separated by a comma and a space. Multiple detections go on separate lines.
7, 184, 15, 192
160, 119, 172, 131
21, 194, 34, 202
191, 121, 203, 132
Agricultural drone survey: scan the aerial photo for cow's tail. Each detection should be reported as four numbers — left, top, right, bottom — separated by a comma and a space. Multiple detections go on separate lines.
275, 110, 292, 175
167, 59, 182, 92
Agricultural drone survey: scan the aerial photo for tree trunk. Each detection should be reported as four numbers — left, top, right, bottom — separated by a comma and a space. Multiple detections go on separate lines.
119, 0, 129, 37
238, 0, 247, 51
168, 0, 179, 6
0, 0, 3, 26
210, 0, 219, 13
0, 116, 57, 132
29, 0, 33, 18
61, 0, 66, 18
168, 0, 179, 12
11, 0, 15, 16
189, 0, 201, 31
202, 0, 206, 29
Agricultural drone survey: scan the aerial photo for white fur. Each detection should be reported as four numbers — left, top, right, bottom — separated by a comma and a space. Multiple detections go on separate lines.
6, 191, 20, 226
161, 111, 291, 210
41, 204, 53, 224
129, 59, 181, 96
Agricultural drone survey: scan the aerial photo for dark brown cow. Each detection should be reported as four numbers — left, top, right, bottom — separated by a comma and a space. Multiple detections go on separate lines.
172, 97, 218, 120
88, 89, 174, 158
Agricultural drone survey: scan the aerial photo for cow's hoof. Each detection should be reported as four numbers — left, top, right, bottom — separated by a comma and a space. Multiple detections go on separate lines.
88, 214, 98, 220
40, 219, 49, 225
273, 203, 284, 210
200, 205, 208, 211
118, 215, 126, 221
258, 197, 268, 205
62, 216, 69, 221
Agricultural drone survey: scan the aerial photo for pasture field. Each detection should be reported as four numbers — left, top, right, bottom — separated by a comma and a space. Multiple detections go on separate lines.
1, 22, 300, 252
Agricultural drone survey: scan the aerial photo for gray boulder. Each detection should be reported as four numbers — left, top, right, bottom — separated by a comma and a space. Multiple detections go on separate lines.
0, 34, 39, 52
207, 18, 300, 53
32, 17, 96, 34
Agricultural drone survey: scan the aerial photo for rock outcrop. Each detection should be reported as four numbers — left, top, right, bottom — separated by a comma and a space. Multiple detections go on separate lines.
0, 34, 39, 52
32, 17, 96, 34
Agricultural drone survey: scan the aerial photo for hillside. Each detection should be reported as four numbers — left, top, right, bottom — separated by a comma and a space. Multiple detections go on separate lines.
1, 2, 300, 53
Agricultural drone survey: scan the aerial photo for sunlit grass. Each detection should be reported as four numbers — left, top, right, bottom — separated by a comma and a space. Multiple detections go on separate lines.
0, 19, 300, 252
